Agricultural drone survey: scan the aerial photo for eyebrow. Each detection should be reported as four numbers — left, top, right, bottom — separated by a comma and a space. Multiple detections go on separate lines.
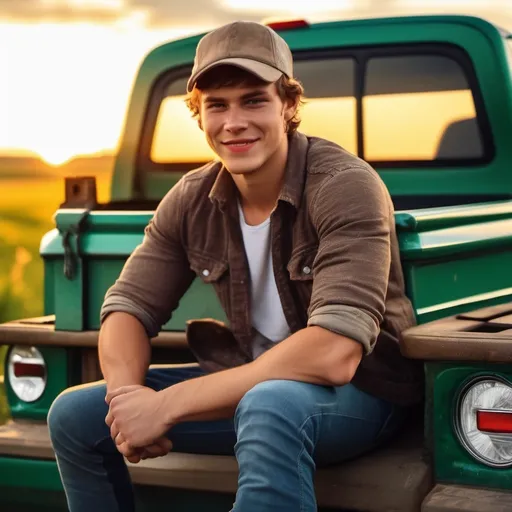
203, 89, 270, 104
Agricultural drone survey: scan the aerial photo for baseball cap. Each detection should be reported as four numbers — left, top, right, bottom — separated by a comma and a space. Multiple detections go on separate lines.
187, 21, 293, 92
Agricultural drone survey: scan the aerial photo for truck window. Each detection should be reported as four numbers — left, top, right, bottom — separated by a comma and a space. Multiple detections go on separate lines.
151, 76, 214, 164
150, 58, 356, 164
146, 47, 490, 172
363, 54, 483, 161
294, 58, 356, 154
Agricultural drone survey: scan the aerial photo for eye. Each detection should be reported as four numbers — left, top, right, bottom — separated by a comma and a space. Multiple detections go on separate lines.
246, 98, 266, 106
207, 102, 225, 110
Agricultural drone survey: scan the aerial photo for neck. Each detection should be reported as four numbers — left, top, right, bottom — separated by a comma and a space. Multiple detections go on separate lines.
232, 136, 289, 217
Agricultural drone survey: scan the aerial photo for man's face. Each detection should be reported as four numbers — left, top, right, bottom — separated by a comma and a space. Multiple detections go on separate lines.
199, 80, 293, 175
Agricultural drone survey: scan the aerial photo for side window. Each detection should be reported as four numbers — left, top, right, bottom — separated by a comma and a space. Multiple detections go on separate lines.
151, 77, 215, 164
363, 54, 484, 161
294, 58, 356, 154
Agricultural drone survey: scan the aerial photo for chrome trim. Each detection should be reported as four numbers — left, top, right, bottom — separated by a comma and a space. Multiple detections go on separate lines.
453, 375, 512, 469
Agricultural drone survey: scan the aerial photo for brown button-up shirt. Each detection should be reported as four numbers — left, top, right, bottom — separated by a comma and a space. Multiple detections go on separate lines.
101, 131, 423, 405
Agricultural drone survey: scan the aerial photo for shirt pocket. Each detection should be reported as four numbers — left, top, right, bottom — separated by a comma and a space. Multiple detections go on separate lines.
286, 246, 317, 321
188, 252, 229, 284
286, 246, 317, 282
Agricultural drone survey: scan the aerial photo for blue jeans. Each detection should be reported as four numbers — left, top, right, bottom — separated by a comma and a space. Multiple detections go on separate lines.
48, 365, 406, 512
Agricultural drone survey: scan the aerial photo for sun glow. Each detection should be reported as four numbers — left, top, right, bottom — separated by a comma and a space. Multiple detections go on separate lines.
0, 20, 196, 165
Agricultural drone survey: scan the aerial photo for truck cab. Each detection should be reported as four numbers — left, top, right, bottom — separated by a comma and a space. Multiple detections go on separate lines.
1, 14, 512, 511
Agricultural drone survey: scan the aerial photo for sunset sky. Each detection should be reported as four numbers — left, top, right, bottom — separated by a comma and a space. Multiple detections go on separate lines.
1, 0, 511, 165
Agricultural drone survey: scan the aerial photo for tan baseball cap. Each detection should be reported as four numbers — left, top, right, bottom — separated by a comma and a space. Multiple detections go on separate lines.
187, 21, 293, 92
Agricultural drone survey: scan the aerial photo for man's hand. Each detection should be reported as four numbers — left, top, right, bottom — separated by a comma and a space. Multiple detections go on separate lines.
105, 386, 173, 450
105, 385, 173, 463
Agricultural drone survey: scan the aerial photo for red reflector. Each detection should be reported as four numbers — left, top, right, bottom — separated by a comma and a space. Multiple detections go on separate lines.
477, 410, 512, 434
266, 19, 309, 31
13, 362, 45, 379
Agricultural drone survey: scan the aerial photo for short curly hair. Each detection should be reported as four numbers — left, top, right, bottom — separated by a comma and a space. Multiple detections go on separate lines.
185, 65, 304, 134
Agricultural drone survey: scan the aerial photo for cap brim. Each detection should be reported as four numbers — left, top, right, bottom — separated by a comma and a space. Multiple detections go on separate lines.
187, 57, 283, 92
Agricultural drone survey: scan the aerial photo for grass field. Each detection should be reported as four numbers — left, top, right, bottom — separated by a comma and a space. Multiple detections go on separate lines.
0, 174, 112, 323
0, 173, 111, 422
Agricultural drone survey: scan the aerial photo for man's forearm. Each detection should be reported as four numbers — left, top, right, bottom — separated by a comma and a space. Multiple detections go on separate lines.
162, 326, 362, 425
99, 312, 151, 393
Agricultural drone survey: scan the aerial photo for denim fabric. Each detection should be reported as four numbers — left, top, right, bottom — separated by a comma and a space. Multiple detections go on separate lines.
48, 366, 406, 512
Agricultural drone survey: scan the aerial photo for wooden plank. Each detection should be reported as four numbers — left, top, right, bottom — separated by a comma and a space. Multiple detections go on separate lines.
401, 334, 512, 362
422, 484, 512, 512
0, 420, 54, 459
456, 303, 512, 321
0, 321, 189, 349
489, 314, 512, 326
0, 419, 430, 512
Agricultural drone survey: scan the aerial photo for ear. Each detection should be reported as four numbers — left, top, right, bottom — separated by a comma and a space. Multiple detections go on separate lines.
283, 96, 299, 122
197, 117, 204, 131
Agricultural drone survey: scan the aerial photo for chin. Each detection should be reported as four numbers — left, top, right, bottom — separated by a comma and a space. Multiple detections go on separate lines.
222, 156, 264, 175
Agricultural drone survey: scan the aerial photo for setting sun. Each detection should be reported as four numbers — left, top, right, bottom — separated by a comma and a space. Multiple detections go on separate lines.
0, 20, 197, 165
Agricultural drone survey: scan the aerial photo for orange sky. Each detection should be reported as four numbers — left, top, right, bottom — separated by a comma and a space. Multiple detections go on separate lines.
0, 0, 510, 165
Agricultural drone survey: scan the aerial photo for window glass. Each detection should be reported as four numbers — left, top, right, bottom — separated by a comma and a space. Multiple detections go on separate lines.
151, 77, 214, 163
363, 55, 483, 161
295, 58, 356, 154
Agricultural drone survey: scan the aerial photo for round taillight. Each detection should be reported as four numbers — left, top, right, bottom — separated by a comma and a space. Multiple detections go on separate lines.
7, 346, 47, 403
455, 377, 512, 468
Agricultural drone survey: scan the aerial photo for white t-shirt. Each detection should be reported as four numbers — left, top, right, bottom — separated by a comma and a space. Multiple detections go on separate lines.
238, 204, 291, 358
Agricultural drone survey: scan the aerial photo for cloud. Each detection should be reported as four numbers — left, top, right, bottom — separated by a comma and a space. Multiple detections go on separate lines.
0, 0, 510, 31
0, 0, 262, 27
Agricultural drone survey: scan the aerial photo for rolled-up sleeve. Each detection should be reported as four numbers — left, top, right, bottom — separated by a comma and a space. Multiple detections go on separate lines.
100, 178, 195, 338
307, 166, 392, 355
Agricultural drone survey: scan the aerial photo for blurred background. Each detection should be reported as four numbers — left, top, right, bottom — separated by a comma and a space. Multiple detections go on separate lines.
0, 0, 511, 325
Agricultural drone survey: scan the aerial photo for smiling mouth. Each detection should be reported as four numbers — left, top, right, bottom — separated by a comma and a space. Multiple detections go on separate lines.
222, 138, 259, 153
222, 139, 259, 146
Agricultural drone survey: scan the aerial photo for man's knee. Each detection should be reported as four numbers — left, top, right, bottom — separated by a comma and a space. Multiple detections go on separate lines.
48, 383, 107, 449
235, 380, 317, 430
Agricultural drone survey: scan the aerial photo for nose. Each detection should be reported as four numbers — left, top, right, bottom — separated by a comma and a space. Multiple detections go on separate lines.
224, 106, 248, 133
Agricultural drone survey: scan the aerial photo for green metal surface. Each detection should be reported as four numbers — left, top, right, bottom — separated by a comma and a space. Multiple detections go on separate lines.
50, 209, 91, 331
0, 457, 63, 492
43, 256, 55, 316
399, 218, 512, 261
404, 248, 512, 324
5, 347, 69, 420
112, 15, 512, 202
395, 200, 512, 231
430, 363, 512, 490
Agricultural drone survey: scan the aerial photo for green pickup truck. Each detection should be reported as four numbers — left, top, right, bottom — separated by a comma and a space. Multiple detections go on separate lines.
1, 13, 512, 512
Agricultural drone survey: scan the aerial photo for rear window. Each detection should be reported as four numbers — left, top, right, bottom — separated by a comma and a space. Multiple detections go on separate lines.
363, 54, 483, 161
147, 45, 489, 169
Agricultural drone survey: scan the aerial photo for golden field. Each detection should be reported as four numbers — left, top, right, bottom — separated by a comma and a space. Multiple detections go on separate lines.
0, 160, 112, 323
0, 160, 113, 421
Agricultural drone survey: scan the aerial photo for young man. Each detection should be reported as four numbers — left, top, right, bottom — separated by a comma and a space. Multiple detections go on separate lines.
48, 20, 423, 512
